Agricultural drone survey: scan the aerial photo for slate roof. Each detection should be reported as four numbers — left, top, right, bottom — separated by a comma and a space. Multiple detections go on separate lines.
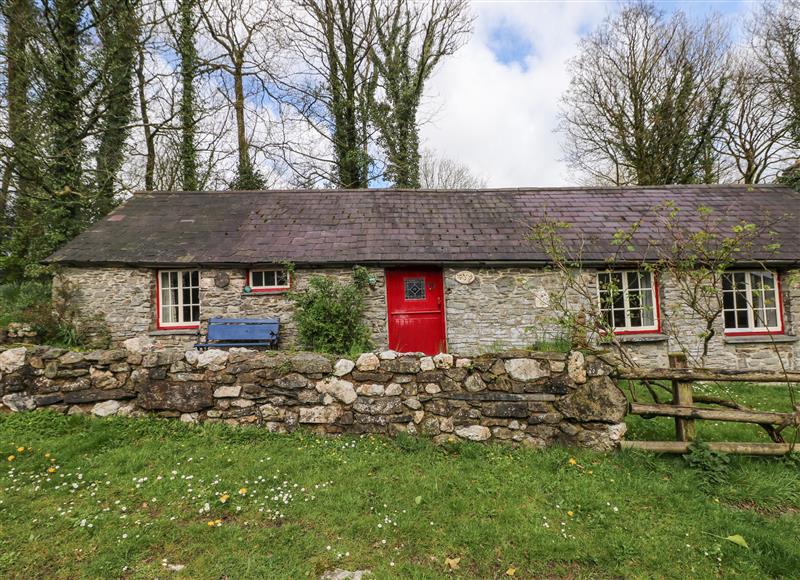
47, 185, 800, 267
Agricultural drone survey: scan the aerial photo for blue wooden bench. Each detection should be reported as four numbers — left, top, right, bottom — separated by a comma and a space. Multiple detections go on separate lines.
195, 318, 279, 350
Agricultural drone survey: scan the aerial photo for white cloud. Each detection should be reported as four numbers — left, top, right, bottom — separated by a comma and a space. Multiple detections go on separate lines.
421, 2, 609, 187
420, 3, 614, 187
421, 1, 753, 188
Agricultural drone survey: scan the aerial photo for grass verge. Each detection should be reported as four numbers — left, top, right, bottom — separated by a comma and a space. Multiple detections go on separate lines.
1, 410, 798, 579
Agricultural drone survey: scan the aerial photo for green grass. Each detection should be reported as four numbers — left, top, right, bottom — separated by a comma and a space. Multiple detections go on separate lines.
1, 412, 798, 578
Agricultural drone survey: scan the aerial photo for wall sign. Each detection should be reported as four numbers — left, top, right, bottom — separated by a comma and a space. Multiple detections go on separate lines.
533, 288, 550, 308
214, 271, 230, 288
454, 271, 475, 285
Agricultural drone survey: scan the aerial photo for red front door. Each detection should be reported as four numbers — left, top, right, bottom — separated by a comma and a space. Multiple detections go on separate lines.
386, 268, 446, 355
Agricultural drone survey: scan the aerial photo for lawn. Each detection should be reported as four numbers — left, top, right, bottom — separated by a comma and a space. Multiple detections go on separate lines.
1, 402, 798, 579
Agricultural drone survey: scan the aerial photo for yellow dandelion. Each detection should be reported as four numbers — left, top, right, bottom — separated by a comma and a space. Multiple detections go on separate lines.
238, 487, 247, 495
219, 494, 230, 503
567, 511, 574, 517
47, 467, 57, 474
7, 455, 14, 462
567, 457, 577, 465
207, 520, 216, 527
17, 447, 25, 453
45, 453, 50, 458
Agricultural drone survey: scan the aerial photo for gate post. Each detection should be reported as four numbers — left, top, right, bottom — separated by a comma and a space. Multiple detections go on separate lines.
668, 352, 696, 442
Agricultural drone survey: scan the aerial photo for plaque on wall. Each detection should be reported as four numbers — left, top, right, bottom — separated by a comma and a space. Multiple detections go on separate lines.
533, 288, 550, 308
214, 271, 230, 288
454, 271, 475, 285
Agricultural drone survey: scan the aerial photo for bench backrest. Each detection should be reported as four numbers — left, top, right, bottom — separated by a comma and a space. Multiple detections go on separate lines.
206, 318, 279, 342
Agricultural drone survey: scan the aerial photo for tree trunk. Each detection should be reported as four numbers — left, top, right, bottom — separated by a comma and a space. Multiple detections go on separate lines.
4, 0, 35, 205
233, 59, 252, 184
95, 0, 138, 213
178, 0, 198, 191
135, 40, 155, 191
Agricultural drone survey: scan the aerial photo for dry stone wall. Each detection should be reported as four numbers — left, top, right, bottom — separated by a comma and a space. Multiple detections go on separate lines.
0, 344, 627, 450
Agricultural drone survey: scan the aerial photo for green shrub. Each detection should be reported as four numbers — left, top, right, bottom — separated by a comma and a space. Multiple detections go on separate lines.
0, 278, 108, 348
290, 266, 372, 355
0, 280, 52, 326
684, 440, 731, 488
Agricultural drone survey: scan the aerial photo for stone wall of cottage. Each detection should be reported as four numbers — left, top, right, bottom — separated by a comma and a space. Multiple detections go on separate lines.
55, 266, 388, 350
0, 345, 627, 451
54, 266, 800, 371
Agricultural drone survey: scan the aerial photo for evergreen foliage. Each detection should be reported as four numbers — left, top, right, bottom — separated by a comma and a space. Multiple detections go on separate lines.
290, 266, 372, 355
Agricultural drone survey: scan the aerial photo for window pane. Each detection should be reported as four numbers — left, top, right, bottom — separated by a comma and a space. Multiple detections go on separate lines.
627, 272, 640, 291
252, 271, 263, 287
613, 309, 625, 327
190, 286, 199, 305
191, 305, 200, 323
724, 310, 736, 329
736, 309, 748, 328
191, 270, 199, 286
405, 278, 425, 300
766, 308, 778, 327
630, 308, 642, 327
183, 304, 192, 322
170, 271, 178, 287
722, 289, 734, 311
276, 270, 288, 286
265, 271, 276, 286
641, 288, 654, 326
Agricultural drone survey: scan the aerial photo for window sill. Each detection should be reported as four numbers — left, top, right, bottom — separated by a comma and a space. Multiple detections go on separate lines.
723, 334, 799, 345
149, 329, 199, 336
615, 333, 669, 344
242, 290, 289, 296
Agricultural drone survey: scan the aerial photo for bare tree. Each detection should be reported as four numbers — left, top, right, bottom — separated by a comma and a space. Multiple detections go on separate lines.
370, 0, 472, 188
559, 2, 730, 186
750, 1, 800, 188
717, 54, 796, 184
199, 0, 283, 189
418, 148, 485, 189
273, 0, 378, 188
752, 1, 800, 143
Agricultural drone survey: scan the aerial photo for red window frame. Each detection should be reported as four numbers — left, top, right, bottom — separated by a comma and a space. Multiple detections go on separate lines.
155, 269, 201, 330
247, 268, 292, 293
723, 271, 785, 337
596, 271, 662, 336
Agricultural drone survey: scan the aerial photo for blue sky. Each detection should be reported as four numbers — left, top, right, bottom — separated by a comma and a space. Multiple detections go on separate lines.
420, 1, 756, 187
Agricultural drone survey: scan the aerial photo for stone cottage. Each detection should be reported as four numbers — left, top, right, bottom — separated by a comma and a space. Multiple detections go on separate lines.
47, 184, 800, 369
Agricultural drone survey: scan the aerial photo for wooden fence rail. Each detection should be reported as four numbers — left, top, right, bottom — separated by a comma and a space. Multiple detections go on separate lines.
621, 352, 798, 455
615, 367, 800, 383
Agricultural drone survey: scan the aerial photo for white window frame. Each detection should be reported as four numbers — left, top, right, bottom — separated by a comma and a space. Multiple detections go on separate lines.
596, 270, 659, 333
722, 270, 783, 334
157, 269, 200, 328
248, 268, 291, 292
